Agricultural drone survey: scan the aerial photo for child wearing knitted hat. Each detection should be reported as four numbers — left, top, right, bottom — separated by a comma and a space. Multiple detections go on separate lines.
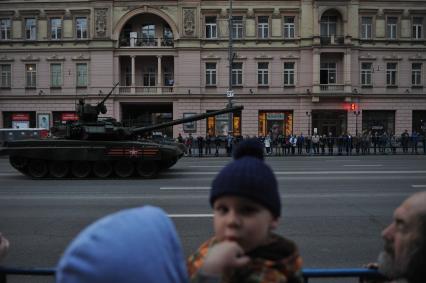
187, 139, 303, 283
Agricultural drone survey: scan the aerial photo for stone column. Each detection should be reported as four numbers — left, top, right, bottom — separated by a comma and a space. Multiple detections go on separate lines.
344, 48, 352, 93
157, 55, 162, 94
312, 48, 320, 93
131, 55, 136, 94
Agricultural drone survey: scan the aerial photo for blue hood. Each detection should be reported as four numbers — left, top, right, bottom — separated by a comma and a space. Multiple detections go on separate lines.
56, 206, 188, 283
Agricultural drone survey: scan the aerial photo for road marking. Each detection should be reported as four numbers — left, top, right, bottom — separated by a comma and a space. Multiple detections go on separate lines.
188, 165, 224, 168
166, 170, 426, 175
168, 214, 213, 218
160, 186, 210, 190
411, 185, 426, 188
343, 164, 383, 167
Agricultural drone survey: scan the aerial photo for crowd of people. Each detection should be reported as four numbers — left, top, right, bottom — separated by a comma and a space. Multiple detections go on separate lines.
0, 139, 425, 283
176, 130, 426, 157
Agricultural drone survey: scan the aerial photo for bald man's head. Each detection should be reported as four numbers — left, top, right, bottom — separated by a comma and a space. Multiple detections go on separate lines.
379, 191, 426, 283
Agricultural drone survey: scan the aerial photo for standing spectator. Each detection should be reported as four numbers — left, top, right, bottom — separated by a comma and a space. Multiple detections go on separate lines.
422, 132, 426, 155
353, 134, 360, 155
277, 134, 285, 156
186, 133, 194, 156
226, 133, 233, 157
297, 133, 304, 155
56, 206, 188, 283
187, 140, 303, 283
205, 134, 212, 155
337, 134, 344, 155
290, 134, 297, 155
197, 135, 204, 157
0, 233, 9, 262
401, 129, 410, 153
312, 133, 320, 154
327, 132, 334, 155
345, 133, 353, 156
372, 132, 379, 154
411, 131, 419, 154
177, 133, 184, 144
320, 134, 326, 155
264, 133, 272, 155
305, 135, 311, 154
390, 133, 397, 155
214, 135, 221, 157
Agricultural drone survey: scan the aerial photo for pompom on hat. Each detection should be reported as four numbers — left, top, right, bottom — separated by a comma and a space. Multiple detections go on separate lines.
210, 138, 281, 217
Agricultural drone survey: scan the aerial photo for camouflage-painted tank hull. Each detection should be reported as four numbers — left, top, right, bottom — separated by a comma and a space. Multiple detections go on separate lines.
0, 139, 183, 179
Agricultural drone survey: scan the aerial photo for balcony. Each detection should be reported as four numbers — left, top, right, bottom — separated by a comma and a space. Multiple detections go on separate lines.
119, 37, 174, 48
119, 86, 175, 95
320, 84, 344, 92
320, 35, 344, 45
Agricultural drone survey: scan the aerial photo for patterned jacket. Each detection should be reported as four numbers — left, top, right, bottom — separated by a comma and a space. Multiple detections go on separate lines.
187, 234, 303, 283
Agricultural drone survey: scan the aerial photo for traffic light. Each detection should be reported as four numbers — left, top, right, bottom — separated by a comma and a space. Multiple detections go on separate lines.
351, 103, 356, 111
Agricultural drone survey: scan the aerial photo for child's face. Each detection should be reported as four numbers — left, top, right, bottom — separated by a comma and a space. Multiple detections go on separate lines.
213, 196, 278, 252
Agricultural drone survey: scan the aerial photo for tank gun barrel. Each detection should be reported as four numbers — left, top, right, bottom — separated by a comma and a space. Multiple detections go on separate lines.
97, 82, 119, 109
131, 105, 244, 134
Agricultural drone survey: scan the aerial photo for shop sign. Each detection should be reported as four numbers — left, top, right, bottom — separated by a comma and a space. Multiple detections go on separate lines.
61, 113, 79, 121
266, 113, 284, 120
12, 113, 30, 121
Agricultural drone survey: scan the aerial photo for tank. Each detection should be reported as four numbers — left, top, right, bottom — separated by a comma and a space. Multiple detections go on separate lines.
0, 83, 243, 179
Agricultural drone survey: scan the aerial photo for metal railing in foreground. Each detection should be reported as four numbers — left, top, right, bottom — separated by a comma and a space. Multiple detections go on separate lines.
0, 267, 386, 283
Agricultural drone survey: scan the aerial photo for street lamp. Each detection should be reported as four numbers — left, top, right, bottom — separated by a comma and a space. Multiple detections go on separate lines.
354, 111, 361, 136
306, 111, 311, 136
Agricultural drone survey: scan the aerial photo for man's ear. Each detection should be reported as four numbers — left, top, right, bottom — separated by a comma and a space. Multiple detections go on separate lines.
270, 217, 279, 230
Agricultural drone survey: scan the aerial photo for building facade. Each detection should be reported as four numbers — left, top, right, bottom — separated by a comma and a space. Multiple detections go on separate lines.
1, 0, 425, 138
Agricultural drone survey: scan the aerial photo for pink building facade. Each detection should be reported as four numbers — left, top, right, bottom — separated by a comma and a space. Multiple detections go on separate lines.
0, 0, 425, 138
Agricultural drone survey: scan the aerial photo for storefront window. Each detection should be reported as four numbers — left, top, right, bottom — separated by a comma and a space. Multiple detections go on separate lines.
258, 111, 293, 138
362, 110, 395, 135
206, 111, 241, 136
2, 111, 36, 128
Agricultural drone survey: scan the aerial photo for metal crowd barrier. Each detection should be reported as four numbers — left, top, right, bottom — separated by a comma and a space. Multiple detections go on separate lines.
0, 267, 386, 283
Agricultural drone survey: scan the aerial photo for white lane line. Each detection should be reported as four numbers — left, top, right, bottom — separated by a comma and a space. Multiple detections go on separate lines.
160, 187, 210, 190
167, 170, 426, 175
168, 214, 213, 218
343, 164, 383, 167
412, 185, 426, 188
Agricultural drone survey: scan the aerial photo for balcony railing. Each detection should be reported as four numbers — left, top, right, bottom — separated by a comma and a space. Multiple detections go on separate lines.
320, 84, 345, 92
320, 35, 344, 45
119, 37, 174, 48
118, 86, 175, 94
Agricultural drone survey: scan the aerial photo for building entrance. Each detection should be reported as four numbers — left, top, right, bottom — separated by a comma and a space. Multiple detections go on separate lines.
312, 110, 347, 136
121, 103, 173, 137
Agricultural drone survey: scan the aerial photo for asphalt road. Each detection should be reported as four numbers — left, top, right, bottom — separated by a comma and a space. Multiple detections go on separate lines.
0, 155, 426, 282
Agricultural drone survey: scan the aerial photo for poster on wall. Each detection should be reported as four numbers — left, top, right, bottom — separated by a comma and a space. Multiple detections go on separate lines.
37, 113, 50, 129
183, 113, 197, 133
11, 113, 30, 129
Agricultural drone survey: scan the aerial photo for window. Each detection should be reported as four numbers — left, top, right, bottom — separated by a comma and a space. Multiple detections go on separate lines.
142, 24, 156, 46
76, 17, 88, 39
361, 62, 373, 86
412, 63, 422, 86
143, 67, 156, 86
50, 18, 62, 40
320, 62, 336, 84
257, 16, 269, 39
386, 63, 397, 86
0, 64, 11, 88
232, 16, 243, 39
25, 64, 37, 88
76, 63, 88, 87
232, 62, 243, 86
205, 16, 217, 39
412, 17, 423, 39
386, 17, 398, 39
361, 17, 372, 39
284, 16, 295, 39
25, 18, 37, 40
205, 63, 217, 86
258, 62, 269, 86
320, 16, 337, 37
284, 62, 295, 86
163, 26, 173, 46
50, 63, 62, 87
0, 19, 11, 40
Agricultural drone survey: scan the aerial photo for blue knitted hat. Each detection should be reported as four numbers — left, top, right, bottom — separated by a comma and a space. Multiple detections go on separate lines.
210, 139, 281, 217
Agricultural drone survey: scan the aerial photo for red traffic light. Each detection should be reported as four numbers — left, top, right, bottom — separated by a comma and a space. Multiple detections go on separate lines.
351, 103, 356, 111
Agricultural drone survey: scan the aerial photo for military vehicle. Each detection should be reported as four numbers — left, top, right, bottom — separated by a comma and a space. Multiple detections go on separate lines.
0, 84, 243, 179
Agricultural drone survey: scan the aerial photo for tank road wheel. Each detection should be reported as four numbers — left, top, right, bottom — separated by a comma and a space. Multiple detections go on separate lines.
9, 156, 28, 169
71, 161, 91, 178
136, 161, 159, 179
114, 160, 135, 178
49, 161, 70, 178
27, 159, 48, 178
93, 161, 113, 178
